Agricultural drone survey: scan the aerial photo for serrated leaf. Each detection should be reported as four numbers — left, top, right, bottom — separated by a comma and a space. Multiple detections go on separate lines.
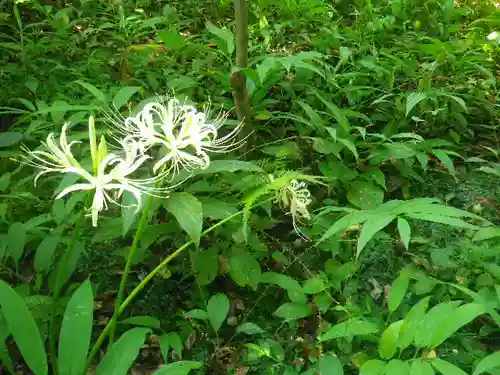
357, 214, 396, 257
236, 323, 265, 335
319, 318, 379, 341
95, 328, 150, 375
164, 193, 203, 246
473, 351, 500, 375
0, 280, 47, 375
273, 303, 313, 321
151, 361, 203, 375
207, 294, 230, 333
397, 217, 411, 250
58, 280, 93, 375
432, 359, 468, 375
120, 316, 161, 329
388, 270, 411, 313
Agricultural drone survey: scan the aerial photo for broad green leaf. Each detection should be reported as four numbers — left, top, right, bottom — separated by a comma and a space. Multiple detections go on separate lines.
0, 280, 47, 375
484, 263, 500, 280
432, 359, 468, 375
151, 361, 203, 375
201, 198, 238, 220
273, 303, 313, 321
52, 240, 85, 289
430, 303, 486, 348
326, 128, 359, 160
112, 86, 140, 109
388, 269, 411, 313
157, 29, 185, 50
357, 214, 396, 257
58, 280, 93, 375
314, 92, 350, 132
398, 297, 430, 349
386, 360, 410, 375
229, 252, 261, 290
95, 327, 150, 375
206, 21, 234, 54
406, 92, 429, 116
184, 309, 208, 321
414, 302, 461, 348
411, 359, 435, 375
76, 80, 106, 102
360, 359, 386, 375
379, 320, 403, 359
7, 222, 25, 263
397, 217, 411, 250
207, 294, 230, 333
472, 227, 500, 242
34, 233, 61, 273
473, 351, 500, 375
191, 249, 219, 285
319, 318, 379, 341
121, 191, 139, 236
159, 332, 183, 362
260, 272, 307, 304
317, 211, 372, 245
120, 316, 161, 329
405, 213, 476, 230
347, 181, 384, 210
194, 160, 263, 174
432, 150, 456, 176
236, 322, 265, 335
164, 193, 203, 246
0, 132, 23, 148
302, 275, 327, 294
318, 352, 344, 375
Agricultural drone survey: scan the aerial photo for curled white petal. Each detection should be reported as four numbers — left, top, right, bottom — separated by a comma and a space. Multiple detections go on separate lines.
278, 179, 312, 240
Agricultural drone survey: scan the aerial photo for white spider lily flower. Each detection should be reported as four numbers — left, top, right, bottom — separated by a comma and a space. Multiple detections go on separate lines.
21, 116, 158, 227
116, 98, 244, 178
278, 179, 312, 240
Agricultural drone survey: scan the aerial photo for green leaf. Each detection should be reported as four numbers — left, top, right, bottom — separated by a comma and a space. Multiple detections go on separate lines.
318, 352, 344, 375
432, 150, 456, 176
120, 316, 161, 329
113, 87, 140, 109
260, 272, 307, 304
473, 351, 500, 375
184, 309, 208, 321
195, 160, 264, 174
405, 213, 477, 230
326, 128, 359, 160
0, 132, 23, 148
229, 252, 261, 290
159, 332, 183, 362
121, 191, 139, 236
430, 303, 486, 348
314, 92, 350, 132
207, 294, 230, 333
157, 29, 185, 50
95, 327, 150, 375
76, 80, 106, 102
7, 222, 25, 263
206, 21, 234, 54
379, 320, 403, 359
432, 359, 468, 375
273, 303, 313, 321
414, 302, 460, 348
473, 227, 500, 242
58, 280, 93, 375
357, 214, 396, 257
317, 211, 372, 245
319, 318, 379, 341
201, 198, 238, 220
347, 181, 384, 210
164, 193, 203, 246
191, 249, 219, 285
411, 359, 435, 375
388, 270, 411, 313
397, 217, 411, 250
406, 92, 429, 116
386, 360, 410, 375
398, 297, 430, 349
0, 280, 47, 375
360, 359, 386, 375
151, 361, 203, 375
302, 275, 327, 294
51, 240, 85, 289
34, 233, 61, 273
236, 322, 265, 335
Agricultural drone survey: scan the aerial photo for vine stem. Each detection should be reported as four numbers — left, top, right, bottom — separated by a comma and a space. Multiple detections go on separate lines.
84, 197, 273, 371
48, 211, 87, 375
108, 193, 154, 345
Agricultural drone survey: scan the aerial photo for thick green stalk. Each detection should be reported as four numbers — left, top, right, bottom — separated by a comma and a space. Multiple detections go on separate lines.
108, 194, 154, 345
84, 197, 273, 370
49, 211, 86, 375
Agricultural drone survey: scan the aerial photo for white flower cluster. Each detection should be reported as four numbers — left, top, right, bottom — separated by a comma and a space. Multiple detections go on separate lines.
21, 98, 243, 226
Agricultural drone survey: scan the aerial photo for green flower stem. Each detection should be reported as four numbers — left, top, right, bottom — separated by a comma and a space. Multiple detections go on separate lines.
108, 193, 154, 346
84, 197, 273, 370
49, 210, 87, 375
